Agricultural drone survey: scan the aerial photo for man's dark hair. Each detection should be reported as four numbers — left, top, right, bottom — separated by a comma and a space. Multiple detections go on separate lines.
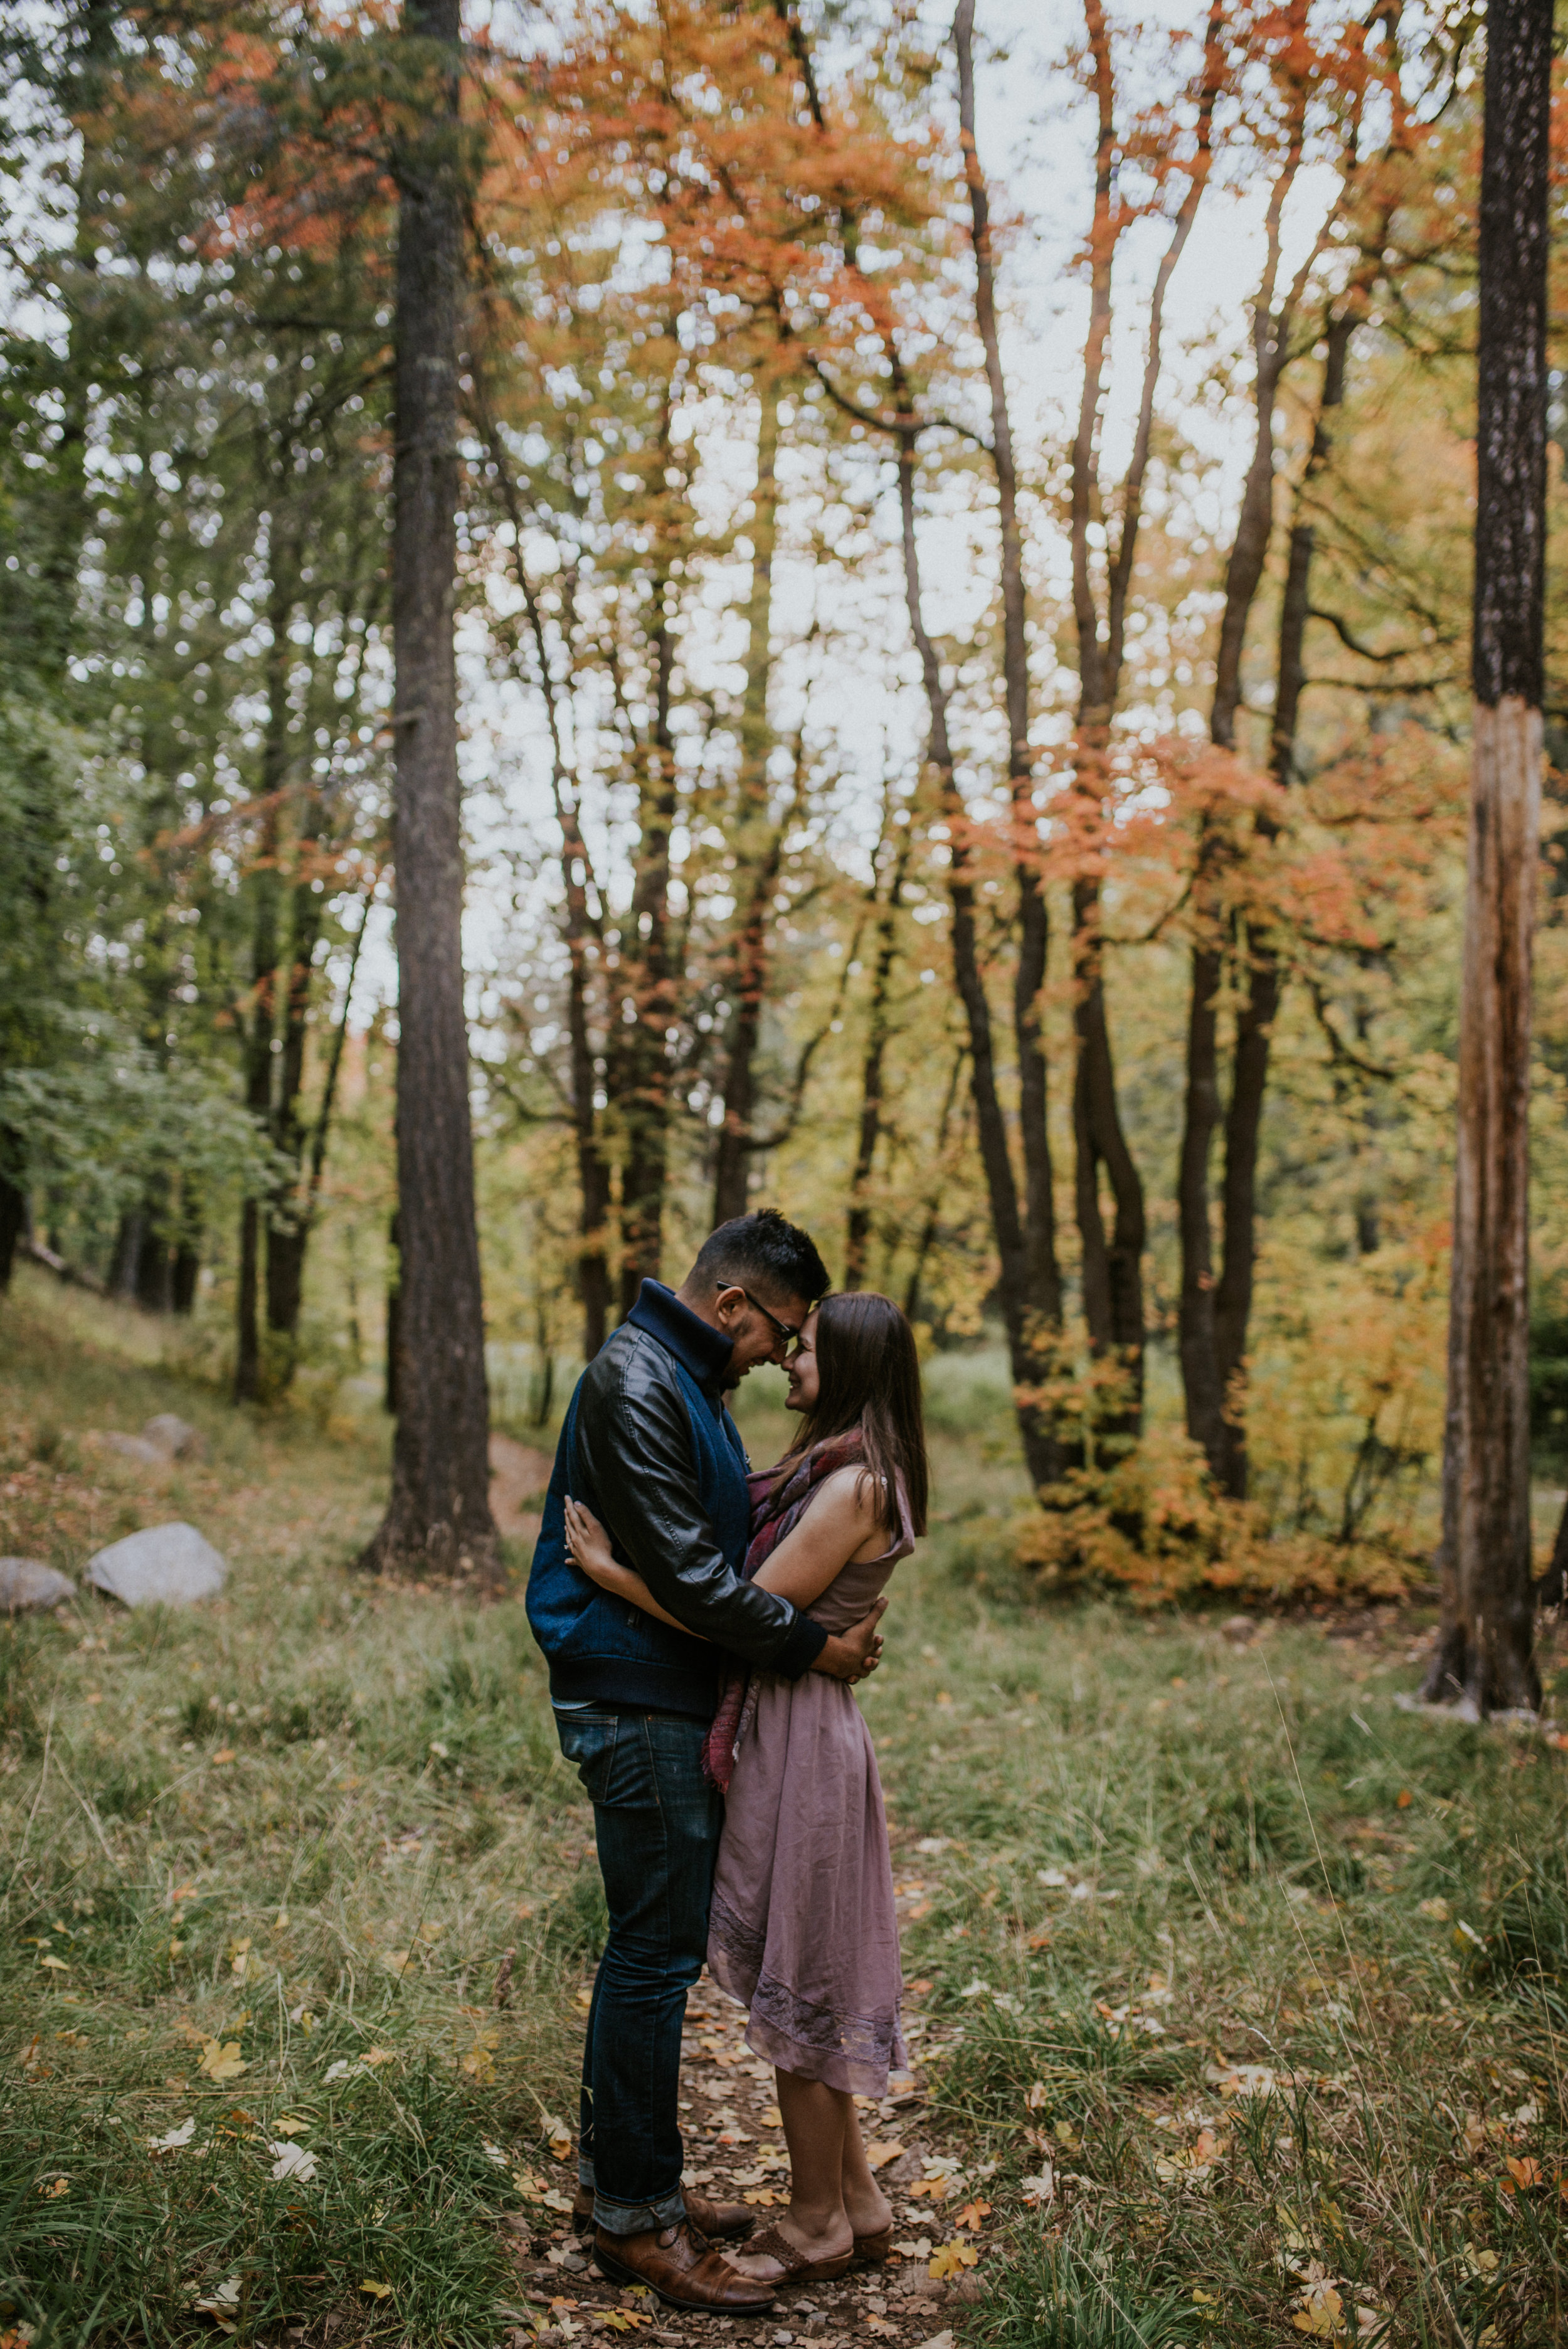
689, 1209, 829, 1308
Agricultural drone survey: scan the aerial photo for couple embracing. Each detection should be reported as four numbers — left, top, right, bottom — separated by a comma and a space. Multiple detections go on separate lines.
526, 1210, 928, 2318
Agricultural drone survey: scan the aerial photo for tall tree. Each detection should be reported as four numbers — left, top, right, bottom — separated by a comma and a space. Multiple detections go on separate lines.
360, 0, 499, 1588
1422, 0, 1550, 1714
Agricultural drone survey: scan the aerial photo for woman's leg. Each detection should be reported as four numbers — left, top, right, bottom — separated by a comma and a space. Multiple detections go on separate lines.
839, 2104, 893, 2239
732, 2069, 854, 2274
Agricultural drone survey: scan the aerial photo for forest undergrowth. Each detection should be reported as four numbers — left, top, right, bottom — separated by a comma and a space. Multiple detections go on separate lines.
3, 1273, 1567, 2349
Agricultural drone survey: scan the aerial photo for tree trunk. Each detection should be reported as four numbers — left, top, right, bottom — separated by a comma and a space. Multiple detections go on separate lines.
844, 815, 910, 1289
1424, 0, 1550, 1714
894, 417, 1064, 1489
233, 845, 278, 1399
0, 1166, 26, 1291
713, 360, 782, 1226
1177, 60, 1306, 1478
904, 1047, 967, 1325
474, 396, 611, 1357
384, 1209, 403, 1418
1210, 315, 1353, 1496
360, 0, 499, 1588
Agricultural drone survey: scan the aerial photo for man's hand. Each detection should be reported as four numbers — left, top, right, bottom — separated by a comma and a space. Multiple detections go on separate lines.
811, 1595, 888, 1684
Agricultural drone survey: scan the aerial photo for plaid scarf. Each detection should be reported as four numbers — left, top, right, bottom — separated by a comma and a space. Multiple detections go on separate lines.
699, 1432, 863, 1793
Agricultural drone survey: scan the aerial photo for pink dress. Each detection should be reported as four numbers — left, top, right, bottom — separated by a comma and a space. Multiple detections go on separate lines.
706, 1478, 913, 2096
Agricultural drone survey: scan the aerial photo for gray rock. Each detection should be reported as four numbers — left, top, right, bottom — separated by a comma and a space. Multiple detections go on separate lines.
87, 1522, 227, 1608
103, 1433, 166, 1467
144, 1414, 205, 1461
0, 1557, 77, 1613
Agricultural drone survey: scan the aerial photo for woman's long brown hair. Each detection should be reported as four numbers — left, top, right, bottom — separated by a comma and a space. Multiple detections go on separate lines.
783, 1291, 928, 1536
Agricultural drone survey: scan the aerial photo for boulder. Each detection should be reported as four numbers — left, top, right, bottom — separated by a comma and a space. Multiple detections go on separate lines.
0, 1558, 77, 1613
87, 1522, 227, 1608
144, 1414, 206, 1461
103, 1433, 167, 1468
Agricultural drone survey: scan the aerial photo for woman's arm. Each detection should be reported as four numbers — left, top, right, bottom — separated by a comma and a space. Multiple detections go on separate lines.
750, 1466, 887, 1610
563, 1497, 699, 1637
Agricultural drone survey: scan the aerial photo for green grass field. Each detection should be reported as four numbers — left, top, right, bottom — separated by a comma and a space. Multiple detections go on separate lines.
3, 1268, 1566, 2348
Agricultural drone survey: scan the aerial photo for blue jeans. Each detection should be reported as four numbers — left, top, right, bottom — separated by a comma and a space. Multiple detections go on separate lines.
554, 1707, 723, 2236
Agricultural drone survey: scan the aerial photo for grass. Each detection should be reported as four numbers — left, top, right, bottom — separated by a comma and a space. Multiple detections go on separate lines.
2, 1266, 1567, 2346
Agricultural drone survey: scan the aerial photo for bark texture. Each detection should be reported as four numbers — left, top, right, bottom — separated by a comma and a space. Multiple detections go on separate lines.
360, 0, 499, 1588
1424, 0, 1550, 1712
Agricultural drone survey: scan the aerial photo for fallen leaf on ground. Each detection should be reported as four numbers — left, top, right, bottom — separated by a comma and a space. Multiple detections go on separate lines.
894, 2237, 933, 2259
929, 2241, 979, 2281
1504, 2156, 1541, 2191
954, 2200, 990, 2230
272, 2117, 309, 2137
360, 2047, 395, 2067
211, 1749, 236, 1766
863, 2140, 904, 2170
148, 2116, 197, 2152
743, 2190, 778, 2207
1019, 2169, 1054, 2208
38, 2176, 68, 2198
269, 2141, 319, 2183
198, 2040, 248, 2083
359, 2281, 393, 2300
193, 2277, 241, 2322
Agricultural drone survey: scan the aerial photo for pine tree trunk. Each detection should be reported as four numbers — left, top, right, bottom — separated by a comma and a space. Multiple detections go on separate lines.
1424, 0, 1550, 1714
359, 0, 499, 1588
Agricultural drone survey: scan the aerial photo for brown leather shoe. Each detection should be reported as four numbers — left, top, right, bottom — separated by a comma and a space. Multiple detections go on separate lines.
593, 2221, 777, 2313
572, 2186, 755, 2243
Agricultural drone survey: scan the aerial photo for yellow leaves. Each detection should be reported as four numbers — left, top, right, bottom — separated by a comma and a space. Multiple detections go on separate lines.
461, 2045, 496, 2084
38, 2175, 70, 2199
742, 2189, 778, 2206
1155, 2129, 1223, 2190
384, 1949, 413, 1976
928, 2240, 978, 2281
272, 2116, 309, 2137
1023, 2081, 1050, 2112
1395, 1789, 1412, 1809
953, 2199, 990, 2231
541, 2113, 574, 2161
359, 2281, 393, 2301
359, 2047, 394, 2067
228, 1938, 252, 1980
760, 2104, 784, 2128
600, 2312, 652, 2334
862, 2140, 903, 2170
198, 2039, 248, 2083
211, 1748, 236, 1766
1503, 2155, 1542, 2193
39, 1954, 68, 1973
1289, 2266, 1343, 2338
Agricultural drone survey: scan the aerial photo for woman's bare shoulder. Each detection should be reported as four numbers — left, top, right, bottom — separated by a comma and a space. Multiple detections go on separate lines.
813, 1461, 880, 1512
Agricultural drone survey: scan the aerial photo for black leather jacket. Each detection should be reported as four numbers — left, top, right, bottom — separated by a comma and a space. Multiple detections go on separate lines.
570, 1283, 827, 1689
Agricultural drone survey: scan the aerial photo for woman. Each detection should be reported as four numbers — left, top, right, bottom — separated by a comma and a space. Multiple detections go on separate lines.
563, 1289, 928, 2290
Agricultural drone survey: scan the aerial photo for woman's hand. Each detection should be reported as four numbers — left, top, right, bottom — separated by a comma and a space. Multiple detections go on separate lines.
564, 1496, 619, 1586
563, 1498, 691, 1635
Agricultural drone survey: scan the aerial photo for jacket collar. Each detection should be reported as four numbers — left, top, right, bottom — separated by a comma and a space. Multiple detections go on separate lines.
626, 1279, 733, 1403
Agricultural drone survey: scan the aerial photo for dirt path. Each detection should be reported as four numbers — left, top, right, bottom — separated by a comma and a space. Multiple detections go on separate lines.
512, 1974, 983, 2349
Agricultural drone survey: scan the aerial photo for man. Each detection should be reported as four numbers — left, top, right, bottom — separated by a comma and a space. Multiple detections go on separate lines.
526, 1211, 886, 2315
